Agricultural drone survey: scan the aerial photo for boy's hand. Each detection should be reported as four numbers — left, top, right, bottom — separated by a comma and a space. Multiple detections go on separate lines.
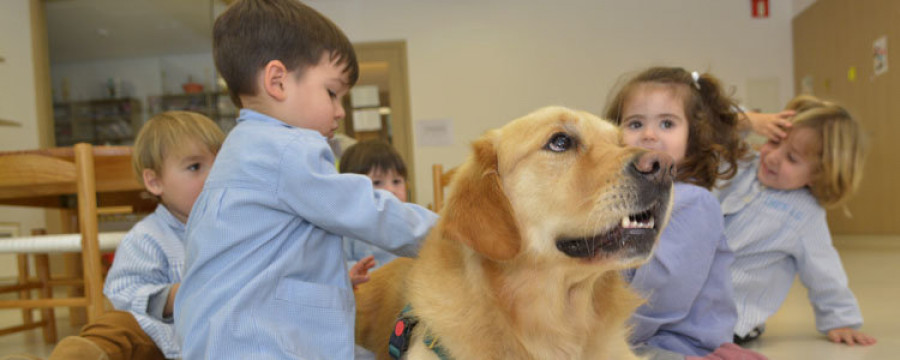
827, 327, 877, 346
349, 255, 377, 290
164, 282, 180, 318
748, 110, 794, 141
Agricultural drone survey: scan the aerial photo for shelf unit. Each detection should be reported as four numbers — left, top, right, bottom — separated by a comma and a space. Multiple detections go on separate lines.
53, 98, 141, 146
147, 92, 238, 133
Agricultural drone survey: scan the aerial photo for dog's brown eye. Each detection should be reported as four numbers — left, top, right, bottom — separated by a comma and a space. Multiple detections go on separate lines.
545, 132, 574, 152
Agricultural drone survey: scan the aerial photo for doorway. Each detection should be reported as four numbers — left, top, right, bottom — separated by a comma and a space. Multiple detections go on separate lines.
342, 41, 417, 202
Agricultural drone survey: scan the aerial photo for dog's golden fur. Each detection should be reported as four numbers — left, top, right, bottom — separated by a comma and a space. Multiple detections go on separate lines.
355, 106, 673, 360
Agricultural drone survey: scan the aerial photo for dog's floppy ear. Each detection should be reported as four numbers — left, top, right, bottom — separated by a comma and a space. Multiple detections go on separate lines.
442, 133, 521, 261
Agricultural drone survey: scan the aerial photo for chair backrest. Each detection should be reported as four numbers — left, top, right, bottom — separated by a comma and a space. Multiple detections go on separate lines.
0, 154, 78, 198
0, 143, 105, 321
432, 164, 457, 211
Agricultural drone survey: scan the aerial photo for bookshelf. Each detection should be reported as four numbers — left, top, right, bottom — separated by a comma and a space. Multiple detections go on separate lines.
53, 98, 141, 146
147, 92, 238, 133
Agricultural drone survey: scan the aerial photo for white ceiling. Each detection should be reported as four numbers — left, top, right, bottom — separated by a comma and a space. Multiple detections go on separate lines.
46, 0, 219, 64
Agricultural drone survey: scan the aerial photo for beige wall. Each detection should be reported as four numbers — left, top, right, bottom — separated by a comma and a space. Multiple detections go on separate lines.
308, 0, 797, 207
793, 0, 819, 16
0, 0, 46, 275
0, 0, 41, 150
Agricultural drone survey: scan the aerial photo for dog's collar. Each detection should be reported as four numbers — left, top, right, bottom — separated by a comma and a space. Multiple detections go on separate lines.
388, 305, 452, 360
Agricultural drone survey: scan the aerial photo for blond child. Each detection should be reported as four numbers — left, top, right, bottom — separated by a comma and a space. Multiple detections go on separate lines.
719, 95, 875, 346
172, 1, 437, 359
46, 111, 225, 360
605, 67, 765, 360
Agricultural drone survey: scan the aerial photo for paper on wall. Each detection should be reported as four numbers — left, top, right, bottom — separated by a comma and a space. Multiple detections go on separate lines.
415, 118, 454, 147
874, 35, 888, 77
801, 75, 814, 95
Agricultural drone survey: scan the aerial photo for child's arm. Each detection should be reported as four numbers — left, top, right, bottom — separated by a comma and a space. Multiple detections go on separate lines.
629, 186, 736, 355
104, 230, 179, 323
279, 139, 437, 255
796, 214, 875, 346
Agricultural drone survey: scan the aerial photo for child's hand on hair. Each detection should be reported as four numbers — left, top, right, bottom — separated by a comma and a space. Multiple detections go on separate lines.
349, 255, 377, 290
827, 327, 877, 346
748, 110, 795, 141
685, 343, 768, 360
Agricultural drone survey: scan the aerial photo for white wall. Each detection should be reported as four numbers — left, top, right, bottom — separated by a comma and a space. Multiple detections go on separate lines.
0, 0, 45, 276
307, 0, 796, 206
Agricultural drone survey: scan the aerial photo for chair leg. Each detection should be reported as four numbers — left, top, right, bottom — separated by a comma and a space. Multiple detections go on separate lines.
35, 254, 57, 344
60, 209, 88, 327
64, 253, 88, 326
83, 252, 106, 323
16, 254, 33, 326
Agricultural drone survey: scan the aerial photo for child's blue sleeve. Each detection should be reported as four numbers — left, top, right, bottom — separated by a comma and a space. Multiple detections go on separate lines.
104, 230, 174, 321
629, 185, 736, 356
277, 138, 437, 255
796, 213, 864, 332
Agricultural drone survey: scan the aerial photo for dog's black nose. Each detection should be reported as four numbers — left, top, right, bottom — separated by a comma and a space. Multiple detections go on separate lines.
630, 151, 675, 185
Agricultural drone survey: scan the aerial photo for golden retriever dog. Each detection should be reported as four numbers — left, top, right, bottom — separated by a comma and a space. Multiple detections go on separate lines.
355, 106, 675, 360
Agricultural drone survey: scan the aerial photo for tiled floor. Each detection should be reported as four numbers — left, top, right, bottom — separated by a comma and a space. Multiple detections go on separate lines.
1, 238, 898, 359
0, 306, 78, 359
741, 239, 900, 360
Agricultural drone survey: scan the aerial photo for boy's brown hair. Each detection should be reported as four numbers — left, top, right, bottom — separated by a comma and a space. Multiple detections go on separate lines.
338, 139, 407, 178
132, 111, 226, 187
604, 67, 748, 190
784, 96, 868, 208
214, 0, 359, 108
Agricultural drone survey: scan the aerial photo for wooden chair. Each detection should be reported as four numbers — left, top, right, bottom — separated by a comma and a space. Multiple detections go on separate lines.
1, 228, 57, 343
0, 143, 106, 341
431, 164, 457, 211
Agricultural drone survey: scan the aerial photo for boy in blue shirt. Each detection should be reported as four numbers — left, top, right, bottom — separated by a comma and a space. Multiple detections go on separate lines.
722, 96, 875, 347
173, 1, 438, 359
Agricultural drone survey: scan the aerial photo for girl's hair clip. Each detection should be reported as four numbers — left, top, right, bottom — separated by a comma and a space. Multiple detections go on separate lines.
691, 71, 701, 90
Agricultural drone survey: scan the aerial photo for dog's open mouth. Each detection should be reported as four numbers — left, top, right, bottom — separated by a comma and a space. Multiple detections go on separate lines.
555, 202, 662, 260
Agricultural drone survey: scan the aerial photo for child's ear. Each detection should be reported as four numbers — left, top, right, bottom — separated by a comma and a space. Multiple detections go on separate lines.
262, 60, 289, 101
143, 169, 164, 197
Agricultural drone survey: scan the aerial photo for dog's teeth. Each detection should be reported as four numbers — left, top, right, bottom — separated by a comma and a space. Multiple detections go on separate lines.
623, 214, 656, 229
